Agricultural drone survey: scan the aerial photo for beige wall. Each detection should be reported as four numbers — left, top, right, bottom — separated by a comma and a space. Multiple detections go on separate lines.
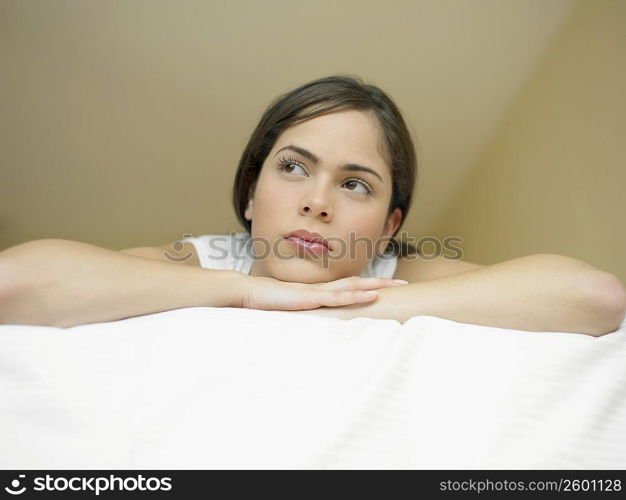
5, 0, 621, 284
432, 0, 626, 283
0, 0, 577, 253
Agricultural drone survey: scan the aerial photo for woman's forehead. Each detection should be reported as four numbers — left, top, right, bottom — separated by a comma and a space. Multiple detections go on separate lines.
274, 109, 390, 167
287, 107, 380, 136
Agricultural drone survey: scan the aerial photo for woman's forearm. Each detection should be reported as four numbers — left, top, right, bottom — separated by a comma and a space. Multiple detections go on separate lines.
310, 254, 626, 336
0, 239, 244, 328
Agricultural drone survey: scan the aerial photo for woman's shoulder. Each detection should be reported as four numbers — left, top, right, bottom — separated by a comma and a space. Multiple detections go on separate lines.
180, 231, 252, 271
181, 231, 249, 247
360, 252, 398, 279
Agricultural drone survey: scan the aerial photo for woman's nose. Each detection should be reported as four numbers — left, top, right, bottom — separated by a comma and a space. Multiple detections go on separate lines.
301, 204, 331, 218
300, 189, 333, 219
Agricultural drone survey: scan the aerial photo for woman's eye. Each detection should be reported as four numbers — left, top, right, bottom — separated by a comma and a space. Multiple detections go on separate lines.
276, 158, 373, 196
282, 161, 305, 174
344, 179, 372, 195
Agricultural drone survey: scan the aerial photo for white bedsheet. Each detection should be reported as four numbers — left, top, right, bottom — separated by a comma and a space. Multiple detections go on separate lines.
1, 307, 625, 469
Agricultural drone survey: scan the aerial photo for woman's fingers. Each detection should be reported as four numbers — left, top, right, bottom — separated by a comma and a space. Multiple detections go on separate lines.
240, 275, 410, 311
316, 277, 409, 307
321, 276, 409, 291
321, 289, 379, 307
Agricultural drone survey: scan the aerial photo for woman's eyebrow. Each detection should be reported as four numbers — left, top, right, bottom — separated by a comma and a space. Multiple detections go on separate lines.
274, 144, 384, 184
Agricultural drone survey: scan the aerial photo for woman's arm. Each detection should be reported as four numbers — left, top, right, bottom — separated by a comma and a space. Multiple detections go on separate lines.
293, 254, 626, 336
0, 239, 401, 329
0, 239, 244, 328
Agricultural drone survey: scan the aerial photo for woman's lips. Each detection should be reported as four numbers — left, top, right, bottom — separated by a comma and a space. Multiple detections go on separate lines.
285, 236, 330, 254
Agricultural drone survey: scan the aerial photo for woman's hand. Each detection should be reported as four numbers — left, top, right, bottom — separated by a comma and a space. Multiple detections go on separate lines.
237, 275, 408, 311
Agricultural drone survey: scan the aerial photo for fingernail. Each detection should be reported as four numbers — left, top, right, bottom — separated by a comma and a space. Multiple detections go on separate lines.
362, 290, 378, 296
393, 279, 409, 285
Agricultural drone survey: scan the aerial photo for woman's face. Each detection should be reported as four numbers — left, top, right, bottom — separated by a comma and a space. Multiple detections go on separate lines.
245, 107, 402, 283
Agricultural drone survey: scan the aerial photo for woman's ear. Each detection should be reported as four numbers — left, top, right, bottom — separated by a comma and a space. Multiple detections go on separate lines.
379, 208, 403, 254
244, 183, 256, 221
244, 198, 254, 221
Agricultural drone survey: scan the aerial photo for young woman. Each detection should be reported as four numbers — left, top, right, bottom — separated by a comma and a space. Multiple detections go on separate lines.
1, 76, 624, 334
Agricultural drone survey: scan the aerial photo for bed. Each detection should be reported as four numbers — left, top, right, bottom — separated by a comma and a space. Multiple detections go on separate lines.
1, 307, 624, 469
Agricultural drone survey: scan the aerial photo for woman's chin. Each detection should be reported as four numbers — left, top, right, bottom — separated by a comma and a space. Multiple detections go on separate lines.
263, 258, 336, 283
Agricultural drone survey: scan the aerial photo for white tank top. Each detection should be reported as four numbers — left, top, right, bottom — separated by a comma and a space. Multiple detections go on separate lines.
180, 232, 398, 279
